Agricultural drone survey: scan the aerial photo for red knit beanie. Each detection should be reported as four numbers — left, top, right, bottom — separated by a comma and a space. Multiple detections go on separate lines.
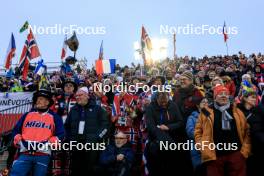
213, 84, 230, 98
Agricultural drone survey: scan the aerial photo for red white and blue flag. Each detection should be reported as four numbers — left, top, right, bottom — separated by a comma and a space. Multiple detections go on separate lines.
61, 35, 67, 60
98, 40, 103, 60
111, 93, 121, 122
223, 21, 229, 42
141, 26, 152, 65
4, 33, 16, 70
18, 29, 41, 80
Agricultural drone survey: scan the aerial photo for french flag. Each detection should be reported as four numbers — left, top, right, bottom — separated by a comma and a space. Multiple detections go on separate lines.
4, 33, 16, 70
95, 59, 116, 75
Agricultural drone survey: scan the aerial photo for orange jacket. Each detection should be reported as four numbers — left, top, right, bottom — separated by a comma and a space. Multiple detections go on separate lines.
194, 105, 251, 163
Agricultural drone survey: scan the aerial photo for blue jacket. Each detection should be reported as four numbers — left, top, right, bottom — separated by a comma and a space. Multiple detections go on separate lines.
186, 111, 201, 169
100, 143, 134, 175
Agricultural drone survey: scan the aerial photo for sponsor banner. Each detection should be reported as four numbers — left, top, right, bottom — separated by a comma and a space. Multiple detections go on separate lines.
0, 92, 33, 111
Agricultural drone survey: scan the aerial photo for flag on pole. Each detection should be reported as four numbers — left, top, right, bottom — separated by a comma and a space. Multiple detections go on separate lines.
141, 26, 152, 50
141, 26, 152, 65
98, 40, 104, 60
95, 59, 116, 75
38, 75, 49, 90
34, 59, 47, 76
111, 93, 121, 122
20, 21, 29, 33
61, 35, 67, 60
18, 29, 41, 80
173, 33, 176, 59
223, 21, 229, 42
4, 33, 16, 70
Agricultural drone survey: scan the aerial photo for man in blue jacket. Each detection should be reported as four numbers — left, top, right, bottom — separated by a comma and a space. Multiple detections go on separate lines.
100, 132, 134, 176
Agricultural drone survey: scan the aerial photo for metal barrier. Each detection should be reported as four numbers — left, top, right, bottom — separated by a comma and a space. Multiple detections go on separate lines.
0, 102, 32, 153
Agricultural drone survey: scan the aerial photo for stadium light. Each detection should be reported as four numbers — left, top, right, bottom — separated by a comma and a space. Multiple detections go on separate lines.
133, 38, 168, 63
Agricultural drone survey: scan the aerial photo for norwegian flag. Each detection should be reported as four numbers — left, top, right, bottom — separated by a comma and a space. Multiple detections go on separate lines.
116, 127, 139, 149
123, 93, 136, 106
223, 21, 229, 42
61, 35, 67, 60
18, 29, 41, 80
4, 33, 16, 70
141, 26, 152, 65
111, 93, 121, 122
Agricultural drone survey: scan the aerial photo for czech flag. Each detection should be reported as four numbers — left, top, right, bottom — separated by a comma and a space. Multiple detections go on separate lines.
4, 33, 16, 70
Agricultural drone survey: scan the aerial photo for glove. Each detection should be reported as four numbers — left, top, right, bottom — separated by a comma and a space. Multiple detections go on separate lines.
49, 136, 59, 144
13, 134, 22, 147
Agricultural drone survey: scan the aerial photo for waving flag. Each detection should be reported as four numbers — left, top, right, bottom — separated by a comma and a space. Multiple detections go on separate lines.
4, 33, 16, 70
223, 21, 229, 42
19, 29, 41, 80
111, 94, 121, 122
19, 21, 29, 33
34, 59, 47, 76
38, 75, 49, 90
61, 35, 67, 60
141, 26, 152, 65
95, 59, 116, 75
98, 40, 104, 60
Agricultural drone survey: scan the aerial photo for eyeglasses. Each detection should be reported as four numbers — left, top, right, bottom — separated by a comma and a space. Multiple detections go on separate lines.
115, 137, 127, 140
216, 92, 229, 97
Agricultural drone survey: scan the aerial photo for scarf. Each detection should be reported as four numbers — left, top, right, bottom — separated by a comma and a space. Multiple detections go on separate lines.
214, 102, 233, 130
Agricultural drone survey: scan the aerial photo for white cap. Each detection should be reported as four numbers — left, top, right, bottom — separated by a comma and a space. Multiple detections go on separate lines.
117, 76, 123, 82
78, 86, 89, 94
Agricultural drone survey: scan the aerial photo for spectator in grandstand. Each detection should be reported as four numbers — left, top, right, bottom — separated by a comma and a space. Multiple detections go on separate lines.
237, 88, 264, 176
49, 77, 78, 176
10, 89, 64, 176
186, 98, 208, 176
99, 131, 134, 176
173, 70, 204, 123
195, 85, 251, 176
64, 86, 110, 176
145, 92, 185, 175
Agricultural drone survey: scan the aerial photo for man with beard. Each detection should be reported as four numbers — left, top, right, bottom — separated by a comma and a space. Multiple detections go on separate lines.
172, 70, 204, 175
173, 70, 204, 123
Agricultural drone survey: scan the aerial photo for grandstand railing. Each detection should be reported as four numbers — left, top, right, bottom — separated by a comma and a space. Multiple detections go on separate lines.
0, 102, 32, 153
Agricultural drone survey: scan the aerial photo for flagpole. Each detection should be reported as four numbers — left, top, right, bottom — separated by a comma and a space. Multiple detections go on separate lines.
173, 33, 176, 59
225, 41, 229, 56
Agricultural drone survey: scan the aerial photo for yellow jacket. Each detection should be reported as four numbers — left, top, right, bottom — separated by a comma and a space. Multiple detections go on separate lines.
194, 105, 251, 163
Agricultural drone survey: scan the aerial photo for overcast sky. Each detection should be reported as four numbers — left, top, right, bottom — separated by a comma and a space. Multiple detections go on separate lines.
0, 0, 263, 68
